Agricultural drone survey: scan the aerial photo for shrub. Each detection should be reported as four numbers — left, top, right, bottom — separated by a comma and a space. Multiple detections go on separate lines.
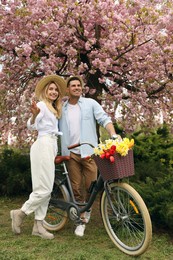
0, 146, 31, 196
130, 124, 173, 231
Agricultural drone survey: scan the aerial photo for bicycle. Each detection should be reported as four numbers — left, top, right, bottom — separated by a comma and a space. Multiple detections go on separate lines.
43, 142, 152, 256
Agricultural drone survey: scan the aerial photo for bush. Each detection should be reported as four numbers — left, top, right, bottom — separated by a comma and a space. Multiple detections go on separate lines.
0, 146, 32, 196
130, 124, 173, 231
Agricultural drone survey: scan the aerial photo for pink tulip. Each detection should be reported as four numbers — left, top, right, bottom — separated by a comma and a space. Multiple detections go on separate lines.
109, 156, 115, 163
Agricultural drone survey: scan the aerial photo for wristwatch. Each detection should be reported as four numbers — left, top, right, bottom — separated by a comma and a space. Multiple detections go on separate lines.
111, 134, 119, 140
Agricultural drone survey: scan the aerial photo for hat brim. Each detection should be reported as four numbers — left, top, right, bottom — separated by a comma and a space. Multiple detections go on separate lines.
35, 74, 66, 99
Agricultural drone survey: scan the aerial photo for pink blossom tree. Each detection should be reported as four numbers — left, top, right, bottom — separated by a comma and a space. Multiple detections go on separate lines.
0, 0, 173, 146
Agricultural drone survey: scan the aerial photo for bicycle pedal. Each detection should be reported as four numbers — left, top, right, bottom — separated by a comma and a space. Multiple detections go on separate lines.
68, 206, 80, 221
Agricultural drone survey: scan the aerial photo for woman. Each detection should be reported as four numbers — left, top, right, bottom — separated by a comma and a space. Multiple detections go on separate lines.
10, 75, 66, 240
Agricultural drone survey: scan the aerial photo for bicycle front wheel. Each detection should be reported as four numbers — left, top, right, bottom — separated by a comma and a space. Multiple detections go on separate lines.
101, 182, 152, 256
43, 179, 70, 231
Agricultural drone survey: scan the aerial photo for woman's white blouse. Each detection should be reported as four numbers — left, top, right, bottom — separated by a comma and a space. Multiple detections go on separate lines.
27, 101, 59, 137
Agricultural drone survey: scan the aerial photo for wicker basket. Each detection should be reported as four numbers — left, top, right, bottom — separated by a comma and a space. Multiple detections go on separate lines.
93, 149, 134, 181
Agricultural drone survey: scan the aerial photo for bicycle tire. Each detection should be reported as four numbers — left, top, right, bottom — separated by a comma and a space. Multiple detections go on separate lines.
100, 182, 152, 256
43, 179, 70, 231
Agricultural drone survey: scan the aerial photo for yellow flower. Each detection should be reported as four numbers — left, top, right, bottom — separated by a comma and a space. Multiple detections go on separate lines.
94, 137, 134, 157
105, 139, 114, 149
116, 142, 129, 156
122, 138, 134, 149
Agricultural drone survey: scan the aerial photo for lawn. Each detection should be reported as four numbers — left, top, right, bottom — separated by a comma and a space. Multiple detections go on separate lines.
0, 196, 173, 260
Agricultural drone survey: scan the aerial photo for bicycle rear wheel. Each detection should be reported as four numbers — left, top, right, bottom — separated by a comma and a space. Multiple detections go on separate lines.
100, 182, 152, 256
43, 179, 70, 231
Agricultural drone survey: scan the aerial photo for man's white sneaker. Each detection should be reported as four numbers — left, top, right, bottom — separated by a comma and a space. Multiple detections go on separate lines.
84, 210, 91, 224
74, 224, 86, 237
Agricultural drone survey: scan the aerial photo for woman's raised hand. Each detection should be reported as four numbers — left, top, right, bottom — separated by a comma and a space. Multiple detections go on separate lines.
31, 100, 40, 117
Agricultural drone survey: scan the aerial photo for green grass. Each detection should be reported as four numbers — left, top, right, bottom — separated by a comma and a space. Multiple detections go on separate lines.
0, 196, 173, 260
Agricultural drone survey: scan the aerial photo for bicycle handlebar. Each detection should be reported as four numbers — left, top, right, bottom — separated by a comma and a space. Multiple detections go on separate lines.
68, 142, 95, 150
67, 143, 80, 149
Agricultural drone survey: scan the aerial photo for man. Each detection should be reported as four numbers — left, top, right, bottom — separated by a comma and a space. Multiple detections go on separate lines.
59, 76, 119, 237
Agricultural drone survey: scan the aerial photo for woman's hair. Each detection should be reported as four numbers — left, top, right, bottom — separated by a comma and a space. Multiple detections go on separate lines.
39, 81, 62, 118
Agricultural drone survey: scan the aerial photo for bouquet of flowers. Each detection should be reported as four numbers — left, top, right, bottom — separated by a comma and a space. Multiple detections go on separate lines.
94, 138, 134, 163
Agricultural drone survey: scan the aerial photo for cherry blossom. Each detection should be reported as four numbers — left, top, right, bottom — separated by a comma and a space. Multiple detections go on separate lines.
0, 0, 173, 146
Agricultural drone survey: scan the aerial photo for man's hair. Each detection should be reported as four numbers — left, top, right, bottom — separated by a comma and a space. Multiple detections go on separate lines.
66, 76, 84, 88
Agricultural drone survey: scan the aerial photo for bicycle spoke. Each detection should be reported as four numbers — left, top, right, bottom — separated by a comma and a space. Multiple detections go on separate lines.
101, 182, 152, 256
43, 179, 69, 231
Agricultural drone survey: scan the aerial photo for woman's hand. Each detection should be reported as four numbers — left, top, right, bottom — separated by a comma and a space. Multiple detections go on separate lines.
30, 100, 40, 124
31, 100, 40, 117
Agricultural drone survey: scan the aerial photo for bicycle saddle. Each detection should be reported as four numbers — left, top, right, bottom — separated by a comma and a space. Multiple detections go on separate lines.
54, 155, 71, 164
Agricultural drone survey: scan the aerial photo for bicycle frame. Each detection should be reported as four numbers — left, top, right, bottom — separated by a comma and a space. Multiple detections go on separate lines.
50, 160, 104, 223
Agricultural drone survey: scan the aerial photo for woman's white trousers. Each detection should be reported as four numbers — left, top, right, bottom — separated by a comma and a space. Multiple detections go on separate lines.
21, 135, 57, 220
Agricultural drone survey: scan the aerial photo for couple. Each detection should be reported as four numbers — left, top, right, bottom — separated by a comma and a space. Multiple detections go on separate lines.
10, 74, 118, 239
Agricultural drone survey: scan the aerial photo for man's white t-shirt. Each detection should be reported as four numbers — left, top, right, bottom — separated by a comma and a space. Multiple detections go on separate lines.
67, 103, 81, 154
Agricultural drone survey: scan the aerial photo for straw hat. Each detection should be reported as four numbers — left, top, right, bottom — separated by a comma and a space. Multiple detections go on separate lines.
35, 74, 66, 99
